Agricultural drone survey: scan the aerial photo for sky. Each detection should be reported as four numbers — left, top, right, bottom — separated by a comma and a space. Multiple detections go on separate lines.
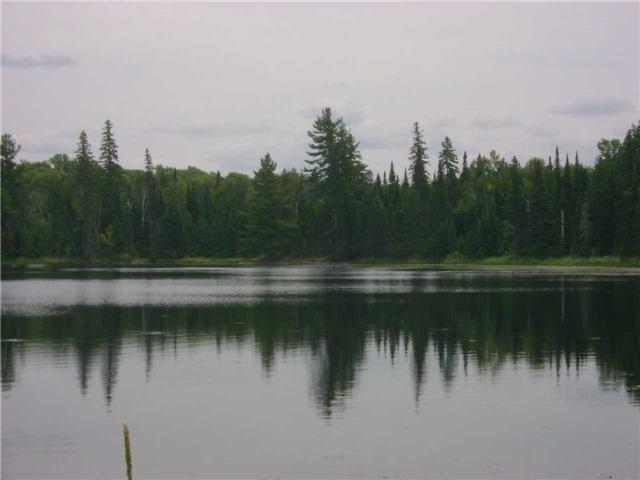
2, 2, 638, 176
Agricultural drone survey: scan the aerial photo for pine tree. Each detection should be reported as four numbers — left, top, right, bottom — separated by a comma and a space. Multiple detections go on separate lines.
305, 107, 366, 258
140, 148, 156, 255
99, 119, 122, 245
388, 161, 400, 207
460, 151, 469, 184
560, 153, 573, 254
438, 136, 459, 178
100, 120, 119, 170
438, 136, 460, 210
408, 122, 428, 189
75, 130, 100, 258
246, 153, 290, 258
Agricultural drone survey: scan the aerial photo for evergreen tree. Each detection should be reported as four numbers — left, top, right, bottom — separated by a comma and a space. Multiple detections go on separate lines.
507, 156, 527, 254
438, 136, 459, 179
388, 161, 400, 207
305, 107, 366, 258
576, 201, 592, 256
527, 158, 554, 256
139, 148, 156, 255
246, 153, 290, 258
589, 139, 621, 254
1, 134, 21, 255
408, 122, 428, 189
460, 151, 469, 184
99, 120, 122, 246
366, 175, 387, 256
74, 130, 100, 258
613, 124, 640, 255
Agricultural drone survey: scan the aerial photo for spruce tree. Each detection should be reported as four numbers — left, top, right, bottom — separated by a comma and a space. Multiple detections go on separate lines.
75, 130, 100, 258
305, 107, 366, 258
408, 122, 428, 188
460, 151, 469, 184
140, 148, 156, 255
438, 136, 460, 208
438, 136, 459, 178
246, 153, 289, 258
99, 119, 122, 245
100, 120, 119, 170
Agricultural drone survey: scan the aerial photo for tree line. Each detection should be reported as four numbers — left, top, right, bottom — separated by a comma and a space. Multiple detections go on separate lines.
1, 108, 639, 260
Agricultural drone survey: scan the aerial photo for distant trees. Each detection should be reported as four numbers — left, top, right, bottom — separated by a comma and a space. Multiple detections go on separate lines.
1, 114, 639, 260
1, 134, 20, 255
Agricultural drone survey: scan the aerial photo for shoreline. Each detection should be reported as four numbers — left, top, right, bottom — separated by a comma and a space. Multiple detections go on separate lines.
3, 255, 640, 274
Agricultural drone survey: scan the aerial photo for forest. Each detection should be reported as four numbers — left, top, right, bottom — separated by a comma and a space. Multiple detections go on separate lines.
1, 108, 639, 261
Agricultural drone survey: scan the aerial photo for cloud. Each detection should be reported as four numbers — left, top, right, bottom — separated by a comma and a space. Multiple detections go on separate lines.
524, 125, 558, 139
427, 117, 459, 129
552, 98, 635, 116
154, 121, 272, 137
14, 129, 80, 156
321, 81, 348, 89
469, 116, 521, 130
1, 53, 77, 69
301, 101, 365, 126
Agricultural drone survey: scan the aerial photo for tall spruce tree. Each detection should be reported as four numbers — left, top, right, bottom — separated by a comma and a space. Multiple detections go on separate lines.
140, 148, 156, 254
305, 107, 366, 258
408, 122, 428, 189
99, 120, 121, 244
75, 130, 100, 258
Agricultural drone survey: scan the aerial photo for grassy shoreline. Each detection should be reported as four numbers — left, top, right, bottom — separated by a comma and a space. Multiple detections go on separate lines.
3, 254, 640, 271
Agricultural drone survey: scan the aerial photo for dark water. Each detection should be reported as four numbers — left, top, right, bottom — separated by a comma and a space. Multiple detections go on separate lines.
2, 266, 639, 479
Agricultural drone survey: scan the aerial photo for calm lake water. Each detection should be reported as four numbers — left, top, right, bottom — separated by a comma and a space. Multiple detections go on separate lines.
2, 266, 639, 479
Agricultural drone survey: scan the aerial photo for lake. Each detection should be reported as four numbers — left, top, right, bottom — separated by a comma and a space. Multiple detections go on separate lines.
1, 266, 639, 478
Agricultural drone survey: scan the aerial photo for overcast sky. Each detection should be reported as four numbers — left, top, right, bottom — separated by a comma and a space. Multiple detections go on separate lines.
2, 2, 638, 175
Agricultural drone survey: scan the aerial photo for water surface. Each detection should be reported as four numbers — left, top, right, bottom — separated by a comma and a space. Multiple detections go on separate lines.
2, 266, 639, 478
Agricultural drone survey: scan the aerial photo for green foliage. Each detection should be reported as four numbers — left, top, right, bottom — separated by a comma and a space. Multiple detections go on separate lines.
408, 122, 429, 189
2, 118, 639, 262
305, 107, 367, 259
245, 153, 293, 258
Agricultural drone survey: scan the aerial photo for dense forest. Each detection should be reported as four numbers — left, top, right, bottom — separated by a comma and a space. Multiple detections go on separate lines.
1, 108, 639, 260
